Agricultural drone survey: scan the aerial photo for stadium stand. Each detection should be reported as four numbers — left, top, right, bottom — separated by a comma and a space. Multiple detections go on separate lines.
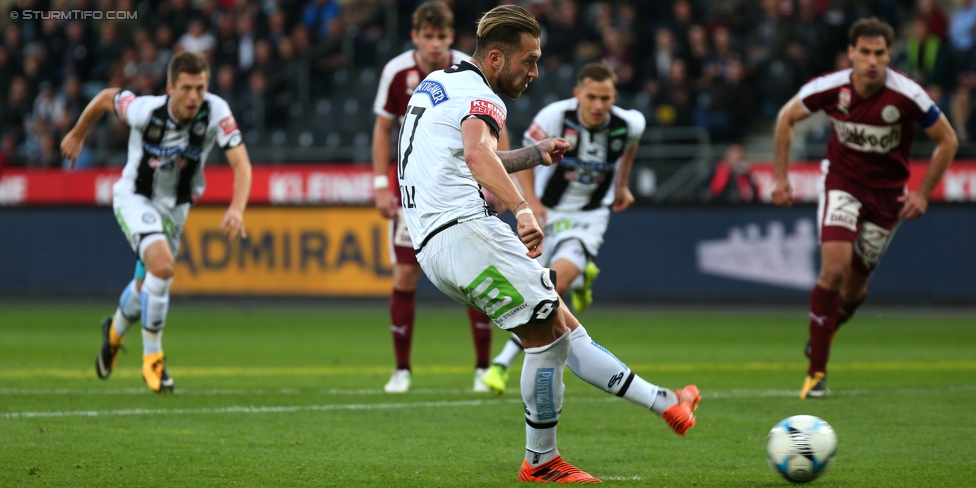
0, 0, 973, 200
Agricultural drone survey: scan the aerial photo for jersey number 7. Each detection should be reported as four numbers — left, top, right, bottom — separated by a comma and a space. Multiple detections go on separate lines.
398, 105, 426, 178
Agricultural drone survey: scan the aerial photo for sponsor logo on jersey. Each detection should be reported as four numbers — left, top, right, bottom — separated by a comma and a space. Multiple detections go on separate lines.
117, 93, 136, 122
541, 270, 554, 290
854, 221, 893, 268
527, 122, 546, 142
838, 87, 851, 114
469, 99, 506, 128
219, 115, 239, 135
830, 118, 901, 154
192, 121, 206, 136
464, 266, 525, 319
563, 128, 578, 149
882, 105, 900, 123
405, 70, 420, 95
416, 80, 449, 106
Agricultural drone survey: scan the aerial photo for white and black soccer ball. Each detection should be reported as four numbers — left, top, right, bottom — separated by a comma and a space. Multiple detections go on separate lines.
766, 415, 837, 483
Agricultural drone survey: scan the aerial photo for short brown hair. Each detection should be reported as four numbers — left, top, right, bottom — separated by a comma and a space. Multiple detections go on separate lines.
577, 62, 618, 86
849, 17, 894, 48
168, 51, 209, 84
473, 5, 541, 59
412, 1, 454, 32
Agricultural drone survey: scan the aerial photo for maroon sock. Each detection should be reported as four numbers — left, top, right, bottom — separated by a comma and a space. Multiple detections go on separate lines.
808, 284, 841, 376
468, 308, 493, 369
836, 293, 866, 330
390, 289, 415, 371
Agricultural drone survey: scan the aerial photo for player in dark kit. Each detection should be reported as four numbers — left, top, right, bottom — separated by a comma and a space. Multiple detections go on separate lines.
772, 18, 957, 399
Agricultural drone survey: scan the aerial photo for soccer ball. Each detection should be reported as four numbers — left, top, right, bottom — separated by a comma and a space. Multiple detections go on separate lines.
766, 415, 837, 483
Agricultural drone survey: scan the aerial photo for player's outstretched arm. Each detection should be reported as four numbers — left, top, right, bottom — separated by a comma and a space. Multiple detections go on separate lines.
497, 137, 569, 174
612, 143, 639, 212
514, 161, 546, 225
771, 95, 811, 207
60, 88, 121, 168
372, 114, 398, 219
462, 118, 553, 257
221, 144, 252, 240
900, 114, 958, 220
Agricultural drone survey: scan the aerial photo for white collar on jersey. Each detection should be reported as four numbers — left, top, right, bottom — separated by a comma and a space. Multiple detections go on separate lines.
576, 105, 613, 131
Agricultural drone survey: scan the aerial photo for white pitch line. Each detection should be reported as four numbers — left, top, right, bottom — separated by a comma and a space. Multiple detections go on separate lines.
2, 385, 973, 420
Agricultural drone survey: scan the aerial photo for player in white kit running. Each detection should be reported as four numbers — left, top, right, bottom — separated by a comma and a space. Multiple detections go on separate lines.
397, 5, 700, 482
61, 52, 252, 393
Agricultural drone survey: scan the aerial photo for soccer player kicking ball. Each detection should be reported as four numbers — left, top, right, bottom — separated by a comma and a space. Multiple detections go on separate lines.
481, 62, 645, 395
372, 0, 512, 393
61, 52, 253, 393
772, 18, 957, 399
397, 5, 700, 482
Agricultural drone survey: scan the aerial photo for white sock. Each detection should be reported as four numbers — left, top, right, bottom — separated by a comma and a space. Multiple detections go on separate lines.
140, 272, 172, 355
566, 325, 661, 410
142, 328, 163, 355
114, 280, 141, 336
521, 330, 570, 466
492, 334, 524, 369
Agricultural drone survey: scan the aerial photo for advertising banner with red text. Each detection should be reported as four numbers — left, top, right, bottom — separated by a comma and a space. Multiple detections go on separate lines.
0, 164, 375, 206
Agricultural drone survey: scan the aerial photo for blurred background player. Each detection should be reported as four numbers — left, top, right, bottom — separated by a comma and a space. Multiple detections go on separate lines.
61, 52, 253, 393
398, 6, 700, 481
481, 62, 646, 395
772, 18, 957, 399
372, 1, 510, 394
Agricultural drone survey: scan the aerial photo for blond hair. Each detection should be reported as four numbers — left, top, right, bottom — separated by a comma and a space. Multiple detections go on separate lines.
473, 5, 541, 59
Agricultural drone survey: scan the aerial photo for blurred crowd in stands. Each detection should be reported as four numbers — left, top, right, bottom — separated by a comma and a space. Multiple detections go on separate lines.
2, 0, 976, 172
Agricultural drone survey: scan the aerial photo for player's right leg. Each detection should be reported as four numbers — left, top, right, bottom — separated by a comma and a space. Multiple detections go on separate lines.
140, 239, 175, 393
386, 261, 420, 393
95, 261, 144, 379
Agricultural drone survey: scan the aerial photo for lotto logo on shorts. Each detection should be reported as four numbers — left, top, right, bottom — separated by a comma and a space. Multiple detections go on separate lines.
464, 266, 525, 320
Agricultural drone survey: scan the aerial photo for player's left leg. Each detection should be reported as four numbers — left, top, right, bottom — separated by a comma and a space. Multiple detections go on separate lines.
95, 261, 144, 379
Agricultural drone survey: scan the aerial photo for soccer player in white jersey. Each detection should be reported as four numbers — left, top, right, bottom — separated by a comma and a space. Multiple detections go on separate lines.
397, 5, 700, 482
481, 62, 646, 395
372, 0, 511, 394
60, 52, 252, 393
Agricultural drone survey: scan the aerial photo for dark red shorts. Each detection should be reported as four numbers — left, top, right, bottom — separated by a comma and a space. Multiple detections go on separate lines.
817, 161, 905, 274
390, 209, 418, 265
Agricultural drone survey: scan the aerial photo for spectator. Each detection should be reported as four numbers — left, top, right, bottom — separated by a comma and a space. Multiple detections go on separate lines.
215, 12, 240, 71
653, 58, 696, 127
644, 28, 678, 88
267, 9, 290, 48
238, 13, 258, 71
747, 0, 793, 65
178, 19, 217, 57
0, 133, 17, 169
949, 0, 976, 54
683, 24, 713, 87
917, 0, 948, 42
602, 27, 637, 93
214, 64, 239, 103
705, 59, 754, 143
90, 22, 124, 82
4, 76, 33, 136
32, 81, 64, 124
156, 25, 176, 63
544, 0, 583, 69
791, 0, 830, 76
63, 21, 93, 81
898, 16, 949, 88
703, 143, 758, 203
303, 0, 342, 41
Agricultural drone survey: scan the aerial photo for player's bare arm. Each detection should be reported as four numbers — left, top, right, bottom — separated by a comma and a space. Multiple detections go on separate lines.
772, 95, 812, 207
515, 164, 547, 225
498, 138, 570, 173
899, 114, 958, 220
612, 143, 639, 212
222, 144, 252, 240
372, 114, 398, 219
463, 119, 558, 257
60, 88, 122, 168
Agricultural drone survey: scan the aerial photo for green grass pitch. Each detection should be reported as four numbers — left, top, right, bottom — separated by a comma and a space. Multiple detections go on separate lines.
1, 304, 974, 487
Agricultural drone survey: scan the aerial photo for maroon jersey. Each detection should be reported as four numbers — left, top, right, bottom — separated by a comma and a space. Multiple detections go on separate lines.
798, 68, 941, 189
373, 49, 469, 123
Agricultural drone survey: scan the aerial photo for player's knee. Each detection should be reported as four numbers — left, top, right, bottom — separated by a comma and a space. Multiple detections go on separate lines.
818, 261, 848, 288
147, 259, 175, 280
393, 263, 421, 290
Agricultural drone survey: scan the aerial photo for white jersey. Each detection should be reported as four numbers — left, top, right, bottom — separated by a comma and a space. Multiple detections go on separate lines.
398, 60, 506, 250
524, 98, 645, 212
112, 90, 242, 208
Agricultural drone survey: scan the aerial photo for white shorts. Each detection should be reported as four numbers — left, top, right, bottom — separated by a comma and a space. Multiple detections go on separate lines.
417, 217, 560, 330
113, 192, 188, 257
539, 208, 610, 271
